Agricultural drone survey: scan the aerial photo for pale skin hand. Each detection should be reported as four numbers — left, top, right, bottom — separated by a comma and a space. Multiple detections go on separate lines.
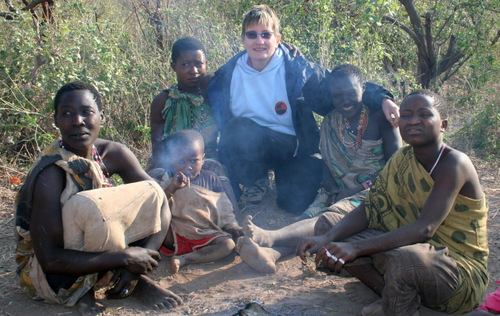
382, 98, 400, 128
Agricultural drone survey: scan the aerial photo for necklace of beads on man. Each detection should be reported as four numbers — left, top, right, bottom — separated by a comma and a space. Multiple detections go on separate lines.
338, 105, 369, 148
59, 139, 112, 187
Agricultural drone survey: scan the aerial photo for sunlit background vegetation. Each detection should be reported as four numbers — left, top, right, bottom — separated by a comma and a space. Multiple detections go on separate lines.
1, 0, 498, 168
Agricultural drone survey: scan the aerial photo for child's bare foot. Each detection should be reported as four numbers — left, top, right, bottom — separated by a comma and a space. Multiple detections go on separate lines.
76, 290, 105, 316
171, 256, 186, 274
242, 215, 273, 247
133, 275, 182, 310
236, 236, 278, 274
345, 281, 379, 304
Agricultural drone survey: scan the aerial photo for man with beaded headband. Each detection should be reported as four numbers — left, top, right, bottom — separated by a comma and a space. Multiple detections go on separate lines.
15, 81, 182, 315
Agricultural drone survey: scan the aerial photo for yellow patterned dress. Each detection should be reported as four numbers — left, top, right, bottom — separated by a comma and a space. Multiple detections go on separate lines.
365, 146, 489, 313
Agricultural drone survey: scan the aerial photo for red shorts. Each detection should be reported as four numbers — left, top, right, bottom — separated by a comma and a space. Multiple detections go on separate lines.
159, 231, 221, 256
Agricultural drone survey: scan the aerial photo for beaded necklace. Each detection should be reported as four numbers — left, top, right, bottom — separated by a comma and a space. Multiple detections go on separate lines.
337, 105, 369, 148
190, 87, 204, 128
59, 139, 112, 187
428, 144, 447, 175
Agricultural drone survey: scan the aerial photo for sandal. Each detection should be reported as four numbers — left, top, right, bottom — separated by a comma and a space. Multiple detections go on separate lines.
240, 178, 269, 203
240, 186, 266, 203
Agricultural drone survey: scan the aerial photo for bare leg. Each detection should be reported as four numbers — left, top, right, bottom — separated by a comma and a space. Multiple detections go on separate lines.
242, 215, 317, 247
171, 237, 234, 273
235, 236, 282, 273
344, 281, 380, 305
132, 275, 182, 310
351, 264, 424, 316
76, 290, 105, 316
345, 264, 385, 296
145, 194, 172, 250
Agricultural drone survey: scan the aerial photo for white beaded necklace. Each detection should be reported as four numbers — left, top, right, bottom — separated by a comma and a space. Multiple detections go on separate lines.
428, 144, 447, 175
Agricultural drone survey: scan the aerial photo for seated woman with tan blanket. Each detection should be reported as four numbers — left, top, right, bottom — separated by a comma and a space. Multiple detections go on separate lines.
14, 81, 182, 316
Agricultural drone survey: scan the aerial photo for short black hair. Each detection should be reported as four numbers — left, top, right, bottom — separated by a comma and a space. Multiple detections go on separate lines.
171, 37, 206, 63
165, 129, 205, 156
330, 64, 365, 84
404, 89, 446, 108
53, 81, 102, 113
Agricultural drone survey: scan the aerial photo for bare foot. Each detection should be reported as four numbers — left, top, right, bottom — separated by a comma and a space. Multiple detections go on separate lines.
133, 275, 182, 310
242, 215, 273, 247
170, 256, 186, 274
76, 290, 105, 316
236, 236, 278, 274
345, 281, 379, 304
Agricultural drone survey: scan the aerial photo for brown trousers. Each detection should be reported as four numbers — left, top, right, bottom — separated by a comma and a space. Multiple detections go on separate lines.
316, 212, 460, 315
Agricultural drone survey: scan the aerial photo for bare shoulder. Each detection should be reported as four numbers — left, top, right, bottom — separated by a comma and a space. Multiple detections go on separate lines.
152, 90, 169, 107
443, 146, 476, 173
34, 163, 66, 192
94, 138, 140, 173
96, 138, 135, 159
438, 146, 482, 198
94, 138, 127, 154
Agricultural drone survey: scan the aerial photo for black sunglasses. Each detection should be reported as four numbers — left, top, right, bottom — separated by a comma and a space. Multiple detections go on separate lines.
245, 31, 274, 39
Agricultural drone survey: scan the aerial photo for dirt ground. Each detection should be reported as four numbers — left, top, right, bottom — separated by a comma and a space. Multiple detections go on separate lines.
0, 159, 498, 316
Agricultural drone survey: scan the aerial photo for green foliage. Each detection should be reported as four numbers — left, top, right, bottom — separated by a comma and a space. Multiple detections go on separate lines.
0, 0, 498, 166
451, 87, 500, 160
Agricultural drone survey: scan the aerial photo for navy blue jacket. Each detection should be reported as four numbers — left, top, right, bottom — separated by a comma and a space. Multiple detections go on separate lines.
207, 43, 392, 157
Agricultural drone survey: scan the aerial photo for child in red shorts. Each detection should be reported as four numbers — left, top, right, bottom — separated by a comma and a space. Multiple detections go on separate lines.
160, 130, 244, 273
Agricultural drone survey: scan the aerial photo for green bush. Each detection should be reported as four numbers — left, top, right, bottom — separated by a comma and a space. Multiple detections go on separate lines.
0, 0, 498, 167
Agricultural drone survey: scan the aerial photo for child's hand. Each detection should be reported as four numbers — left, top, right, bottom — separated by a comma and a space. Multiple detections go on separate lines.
167, 172, 190, 193
227, 226, 245, 240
